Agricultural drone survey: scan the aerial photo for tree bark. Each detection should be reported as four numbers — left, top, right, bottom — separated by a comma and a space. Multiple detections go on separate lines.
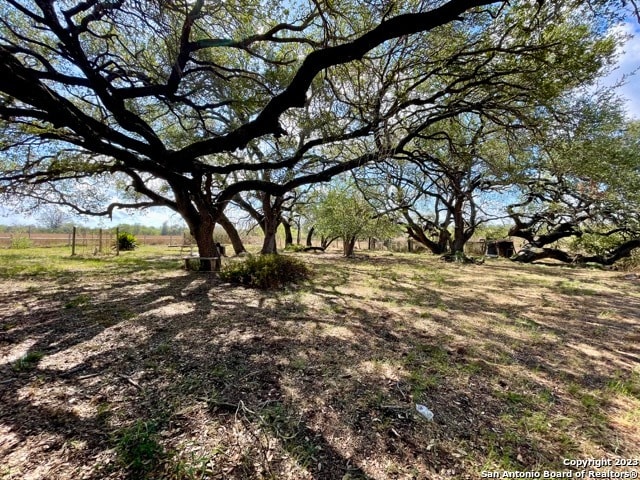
189, 213, 220, 271
512, 239, 640, 265
260, 194, 278, 254
282, 218, 293, 247
218, 212, 247, 255
404, 213, 450, 254
261, 218, 278, 254
343, 236, 357, 257
306, 226, 315, 247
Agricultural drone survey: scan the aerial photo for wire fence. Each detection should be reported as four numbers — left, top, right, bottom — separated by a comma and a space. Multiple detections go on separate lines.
0, 228, 198, 254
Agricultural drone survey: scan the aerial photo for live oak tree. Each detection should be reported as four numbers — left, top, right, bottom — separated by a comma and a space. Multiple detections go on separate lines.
357, 115, 515, 255
350, 7, 627, 256
508, 96, 640, 265
0, 0, 635, 268
311, 182, 401, 257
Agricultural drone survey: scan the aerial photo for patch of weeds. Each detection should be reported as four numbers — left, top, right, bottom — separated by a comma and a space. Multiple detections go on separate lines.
567, 382, 581, 397
431, 272, 447, 286
210, 363, 233, 381
260, 402, 320, 469
12, 351, 45, 372
607, 370, 640, 398
518, 410, 551, 434
113, 419, 164, 478
96, 402, 112, 425
580, 392, 601, 412
408, 369, 440, 398
483, 431, 522, 470
537, 387, 556, 404
152, 342, 172, 356
497, 390, 535, 409
557, 280, 596, 296
64, 293, 90, 308
289, 355, 308, 372
165, 448, 214, 480
220, 254, 310, 289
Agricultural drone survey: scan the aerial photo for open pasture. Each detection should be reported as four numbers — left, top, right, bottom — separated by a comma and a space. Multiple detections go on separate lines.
1, 247, 639, 479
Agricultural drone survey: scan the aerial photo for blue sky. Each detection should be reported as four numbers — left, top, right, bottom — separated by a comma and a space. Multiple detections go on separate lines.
603, 21, 640, 119
2, 19, 640, 228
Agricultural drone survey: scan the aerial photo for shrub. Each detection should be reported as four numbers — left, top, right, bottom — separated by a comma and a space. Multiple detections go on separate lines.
10, 234, 32, 249
219, 254, 310, 289
284, 243, 306, 252
116, 231, 137, 251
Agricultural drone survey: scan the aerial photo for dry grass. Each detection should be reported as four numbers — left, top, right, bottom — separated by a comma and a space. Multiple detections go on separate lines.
1, 247, 639, 480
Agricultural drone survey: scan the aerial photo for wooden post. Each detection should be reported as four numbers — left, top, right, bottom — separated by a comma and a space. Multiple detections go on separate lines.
408, 238, 413, 252
71, 226, 77, 256
115, 227, 120, 256
98, 229, 103, 254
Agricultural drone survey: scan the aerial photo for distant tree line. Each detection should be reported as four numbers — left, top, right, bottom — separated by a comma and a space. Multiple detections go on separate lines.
0, 221, 186, 236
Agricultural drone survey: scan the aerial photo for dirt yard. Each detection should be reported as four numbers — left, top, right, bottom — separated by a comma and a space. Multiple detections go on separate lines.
1, 248, 639, 479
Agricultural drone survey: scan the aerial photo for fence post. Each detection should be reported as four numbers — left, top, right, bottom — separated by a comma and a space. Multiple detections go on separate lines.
115, 227, 120, 256
98, 228, 103, 254
71, 226, 77, 256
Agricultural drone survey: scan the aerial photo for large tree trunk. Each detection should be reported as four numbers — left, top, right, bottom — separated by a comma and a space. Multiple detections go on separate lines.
259, 193, 283, 254
218, 212, 247, 255
404, 216, 450, 254
261, 206, 279, 254
282, 218, 293, 247
343, 236, 357, 257
189, 213, 221, 271
450, 199, 467, 254
306, 226, 315, 247
261, 222, 278, 254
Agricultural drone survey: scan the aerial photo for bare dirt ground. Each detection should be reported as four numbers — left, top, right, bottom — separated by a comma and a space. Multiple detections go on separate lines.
1, 249, 639, 479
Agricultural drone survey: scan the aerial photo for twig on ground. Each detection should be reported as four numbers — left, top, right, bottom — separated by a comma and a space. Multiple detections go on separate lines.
117, 374, 142, 390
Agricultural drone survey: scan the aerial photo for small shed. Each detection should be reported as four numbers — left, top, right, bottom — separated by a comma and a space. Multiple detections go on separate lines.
486, 239, 515, 258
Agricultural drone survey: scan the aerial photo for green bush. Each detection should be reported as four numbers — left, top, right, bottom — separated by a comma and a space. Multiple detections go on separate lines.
116, 231, 137, 251
284, 243, 306, 252
219, 254, 310, 289
10, 235, 32, 249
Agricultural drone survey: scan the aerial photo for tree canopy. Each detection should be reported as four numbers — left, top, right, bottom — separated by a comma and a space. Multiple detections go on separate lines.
311, 183, 400, 256
0, 0, 637, 266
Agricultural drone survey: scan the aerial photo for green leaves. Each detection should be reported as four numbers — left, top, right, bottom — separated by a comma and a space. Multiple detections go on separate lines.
312, 183, 401, 244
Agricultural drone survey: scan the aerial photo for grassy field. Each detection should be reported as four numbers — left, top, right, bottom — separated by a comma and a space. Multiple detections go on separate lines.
1, 246, 639, 480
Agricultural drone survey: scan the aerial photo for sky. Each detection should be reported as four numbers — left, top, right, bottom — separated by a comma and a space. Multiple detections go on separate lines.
603, 21, 640, 119
1, 17, 640, 229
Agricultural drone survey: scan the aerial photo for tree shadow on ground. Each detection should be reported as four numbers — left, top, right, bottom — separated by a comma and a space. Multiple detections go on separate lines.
1, 253, 639, 479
